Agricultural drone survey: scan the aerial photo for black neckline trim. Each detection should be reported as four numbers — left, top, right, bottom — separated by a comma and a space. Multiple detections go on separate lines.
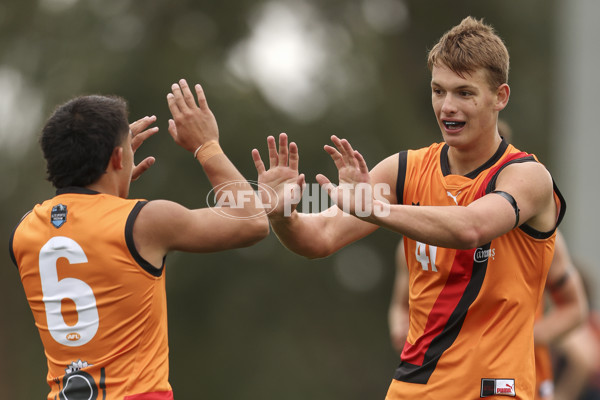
440, 139, 509, 179
56, 187, 100, 196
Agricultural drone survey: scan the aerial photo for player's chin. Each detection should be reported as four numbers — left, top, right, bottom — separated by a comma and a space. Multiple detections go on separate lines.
440, 129, 462, 144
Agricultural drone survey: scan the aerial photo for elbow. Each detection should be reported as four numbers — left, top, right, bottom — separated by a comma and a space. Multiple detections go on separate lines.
447, 208, 504, 249
305, 249, 332, 260
284, 240, 335, 260
453, 225, 485, 250
304, 241, 341, 259
252, 217, 271, 242
238, 217, 270, 247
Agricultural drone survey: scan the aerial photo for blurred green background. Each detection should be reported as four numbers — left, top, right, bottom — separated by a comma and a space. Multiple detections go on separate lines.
2, 0, 595, 398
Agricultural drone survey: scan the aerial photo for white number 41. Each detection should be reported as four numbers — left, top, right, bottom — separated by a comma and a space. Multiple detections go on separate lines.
415, 241, 438, 272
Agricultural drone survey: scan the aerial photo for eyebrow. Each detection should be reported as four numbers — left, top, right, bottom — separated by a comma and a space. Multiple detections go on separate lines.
431, 81, 478, 91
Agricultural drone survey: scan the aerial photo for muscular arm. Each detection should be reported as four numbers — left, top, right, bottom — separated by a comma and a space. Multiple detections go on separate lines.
267, 152, 399, 258
133, 80, 269, 267
268, 208, 376, 259
365, 161, 558, 249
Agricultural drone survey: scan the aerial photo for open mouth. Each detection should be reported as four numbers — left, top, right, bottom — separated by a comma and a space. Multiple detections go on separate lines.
443, 120, 466, 130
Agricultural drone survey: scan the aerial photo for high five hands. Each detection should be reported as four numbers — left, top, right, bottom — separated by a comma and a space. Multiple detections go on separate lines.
128, 79, 221, 183
166, 79, 219, 153
253, 133, 381, 219
317, 135, 376, 218
252, 133, 305, 218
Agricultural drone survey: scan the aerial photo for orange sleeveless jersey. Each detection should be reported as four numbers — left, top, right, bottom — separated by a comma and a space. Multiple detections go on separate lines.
10, 187, 173, 400
386, 141, 565, 400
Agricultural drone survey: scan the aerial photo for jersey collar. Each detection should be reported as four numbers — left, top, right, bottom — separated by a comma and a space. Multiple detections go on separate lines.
440, 137, 509, 179
56, 187, 100, 196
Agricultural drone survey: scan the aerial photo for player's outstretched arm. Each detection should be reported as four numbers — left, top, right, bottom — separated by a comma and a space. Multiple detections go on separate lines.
252, 133, 380, 259
132, 79, 269, 267
321, 137, 559, 249
389, 162, 556, 248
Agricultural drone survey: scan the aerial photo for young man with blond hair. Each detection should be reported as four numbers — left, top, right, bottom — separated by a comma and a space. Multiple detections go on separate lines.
252, 17, 565, 399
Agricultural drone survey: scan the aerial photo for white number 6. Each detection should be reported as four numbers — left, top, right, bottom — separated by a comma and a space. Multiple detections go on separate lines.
39, 237, 99, 347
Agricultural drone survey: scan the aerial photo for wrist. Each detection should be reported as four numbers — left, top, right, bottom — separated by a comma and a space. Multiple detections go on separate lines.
357, 199, 389, 224
268, 209, 296, 224
194, 140, 223, 164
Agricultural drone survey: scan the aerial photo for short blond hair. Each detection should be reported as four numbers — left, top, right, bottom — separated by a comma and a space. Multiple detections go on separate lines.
427, 16, 509, 90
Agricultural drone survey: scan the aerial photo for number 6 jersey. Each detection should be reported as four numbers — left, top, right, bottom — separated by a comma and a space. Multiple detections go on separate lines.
10, 187, 173, 400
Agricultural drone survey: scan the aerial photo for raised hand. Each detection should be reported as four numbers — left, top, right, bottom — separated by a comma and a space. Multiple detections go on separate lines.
130, 115, 159, 181
166, 79, 219, 153
316, 135, 373, 217
252, 133, 305, 218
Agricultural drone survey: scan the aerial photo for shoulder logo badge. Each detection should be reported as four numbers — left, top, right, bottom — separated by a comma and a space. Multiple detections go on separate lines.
51, 204, 67, 228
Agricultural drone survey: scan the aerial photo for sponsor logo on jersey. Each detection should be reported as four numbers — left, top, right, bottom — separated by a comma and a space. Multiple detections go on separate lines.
481, 378, 516, 397
51, 204, 67, 228
474, 247, 495, 263
495, 380, 515, 396
446, 190, 461, 205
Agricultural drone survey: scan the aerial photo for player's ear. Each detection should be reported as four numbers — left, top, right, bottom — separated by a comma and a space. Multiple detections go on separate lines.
494, 83, 510, 111
109, 146, 124, 170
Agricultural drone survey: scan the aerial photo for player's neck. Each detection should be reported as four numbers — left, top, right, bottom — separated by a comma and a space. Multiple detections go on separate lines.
86, 172, 128, 198
446, 134, 502, 176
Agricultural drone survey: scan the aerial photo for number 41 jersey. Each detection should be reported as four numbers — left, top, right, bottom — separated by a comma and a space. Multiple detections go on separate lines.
10, 187, 173, 400
387, 141, 565, 400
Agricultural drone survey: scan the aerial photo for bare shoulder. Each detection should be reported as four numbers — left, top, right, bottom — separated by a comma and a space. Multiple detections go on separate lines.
495, 161, 556, 232
134, 199, 192, 235
370, 153, 400, 202
496, 161, 553, 196
132, 200, 190, 267
371, 152, 400, 174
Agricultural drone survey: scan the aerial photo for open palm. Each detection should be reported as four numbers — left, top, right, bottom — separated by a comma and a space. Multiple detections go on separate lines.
316, 135, 372, 216
252, 133, 305, 217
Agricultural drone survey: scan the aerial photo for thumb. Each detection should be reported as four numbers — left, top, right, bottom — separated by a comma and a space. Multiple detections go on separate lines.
297, 173, 306, 190
316, 174, 335, 195
167, 119, 177, 140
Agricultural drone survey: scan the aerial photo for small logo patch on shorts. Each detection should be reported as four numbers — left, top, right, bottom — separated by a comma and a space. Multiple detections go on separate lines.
481, 379, 515, 397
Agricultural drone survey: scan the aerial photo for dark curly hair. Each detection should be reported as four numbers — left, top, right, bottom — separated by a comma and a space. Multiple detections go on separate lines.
40, 95, 130, 188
